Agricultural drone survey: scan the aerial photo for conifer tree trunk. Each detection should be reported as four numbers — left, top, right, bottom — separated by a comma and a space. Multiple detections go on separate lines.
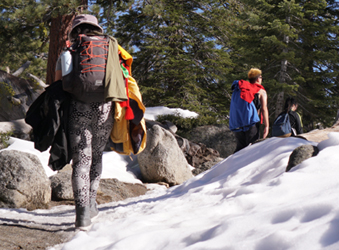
45, 0, 88, 85
46, 14, 75, 85
275, 16, 290, 116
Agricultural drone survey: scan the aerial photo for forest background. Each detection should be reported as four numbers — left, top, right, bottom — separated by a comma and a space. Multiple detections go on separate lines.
1, 0, 339, 135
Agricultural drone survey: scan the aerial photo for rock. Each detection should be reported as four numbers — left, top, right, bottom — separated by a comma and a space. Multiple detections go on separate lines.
186, 124, 236, 158
175, 133, 222, 171
146, 119, 178, 134
50, 165, 148, 204
192, 157, 224, 176
159, 120, 177, 134
138, 125, 193, 186
0, 150, 51, 210
299, 121, 339, 143
0, 70, 43, 122
286, 145, 319, 172
146, 121, 224, 175
50, 171, 74, 201
97, 179, 148, 204
0, 119, 32, 140
183, 141, 223, 175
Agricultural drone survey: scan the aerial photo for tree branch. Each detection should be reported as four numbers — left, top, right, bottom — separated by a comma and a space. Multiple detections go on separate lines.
12, 61, 31, 77
27, 73, 48, 88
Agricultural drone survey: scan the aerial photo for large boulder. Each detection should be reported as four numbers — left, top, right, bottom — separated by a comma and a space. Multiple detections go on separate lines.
185, 142, 221, 167
49, 165, 148, 203
0, 150, 51, 210
138, 125, 193, 186
185, 124, 236, 158
146, 120, 224, 175
146, 119, 178, 134
0, 70, 43, 121
177, 139, 223, 176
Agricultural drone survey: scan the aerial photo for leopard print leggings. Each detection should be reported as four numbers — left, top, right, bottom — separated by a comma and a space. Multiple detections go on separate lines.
68, 100, 114, 207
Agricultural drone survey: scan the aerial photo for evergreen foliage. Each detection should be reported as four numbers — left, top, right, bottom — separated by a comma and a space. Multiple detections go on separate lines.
0, 0, 338, 130
297, 0, 339, 129
228, 0, 339, 130
0, 0, 49, 80
0, 130, 13, 149
112, 0, 234, 121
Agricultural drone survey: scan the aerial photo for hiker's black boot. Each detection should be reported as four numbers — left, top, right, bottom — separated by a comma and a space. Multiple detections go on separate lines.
75, 206, 92, 231
90, 199, 99, 219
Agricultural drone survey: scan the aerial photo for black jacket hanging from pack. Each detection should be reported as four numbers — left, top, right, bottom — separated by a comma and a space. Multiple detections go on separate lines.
25, 80, 71, 171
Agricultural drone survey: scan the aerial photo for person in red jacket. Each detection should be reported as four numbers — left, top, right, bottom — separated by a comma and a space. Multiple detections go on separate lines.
233, 68, 269, 152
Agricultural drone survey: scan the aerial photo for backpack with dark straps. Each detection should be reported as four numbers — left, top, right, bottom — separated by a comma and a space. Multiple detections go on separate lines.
62, 34, 109, 103
229, 80, 260, 132
272, 112, 292, 137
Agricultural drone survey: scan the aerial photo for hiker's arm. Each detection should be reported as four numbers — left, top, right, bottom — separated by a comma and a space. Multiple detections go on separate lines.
259, 90, 269, 138
295, 112, 303, 134
55, 70, 62, 81
54, 55, 62, 81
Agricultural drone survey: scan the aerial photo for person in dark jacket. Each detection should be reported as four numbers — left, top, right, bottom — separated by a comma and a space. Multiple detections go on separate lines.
283, 97, 303, 135
55, 14, 116, 231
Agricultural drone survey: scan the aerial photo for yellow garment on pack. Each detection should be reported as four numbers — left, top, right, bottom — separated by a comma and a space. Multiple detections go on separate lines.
110, 75, 147, 155
118, 45, 133, 75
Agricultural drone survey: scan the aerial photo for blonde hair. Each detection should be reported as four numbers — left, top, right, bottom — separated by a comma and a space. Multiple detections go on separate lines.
248, 68, 262, 83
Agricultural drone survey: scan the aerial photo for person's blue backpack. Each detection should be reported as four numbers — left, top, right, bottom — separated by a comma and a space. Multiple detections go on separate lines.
272, 112, 292, 137
229, 80, 260, 132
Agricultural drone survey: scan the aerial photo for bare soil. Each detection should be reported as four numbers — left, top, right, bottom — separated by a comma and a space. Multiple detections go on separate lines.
0, 201, 76, 250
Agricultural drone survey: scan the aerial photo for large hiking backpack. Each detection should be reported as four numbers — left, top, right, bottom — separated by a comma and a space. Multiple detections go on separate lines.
62, 34, 109, 103
272, 112, 292, 137
229, 80, 260, 132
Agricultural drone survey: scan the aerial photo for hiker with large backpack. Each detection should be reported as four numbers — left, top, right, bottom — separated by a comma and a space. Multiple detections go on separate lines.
229, 68, 269, 153
54, 14, 128, 230
272, 97, 303, 137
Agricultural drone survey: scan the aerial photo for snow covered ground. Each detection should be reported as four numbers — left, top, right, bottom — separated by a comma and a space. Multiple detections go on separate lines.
1, 107, 339, 250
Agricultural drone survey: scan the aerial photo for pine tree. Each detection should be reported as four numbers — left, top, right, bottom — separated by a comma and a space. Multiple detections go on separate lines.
111, 0, 235, 121
0, 0, 49, 80
229, 0, 339, 130
0, 0, 94, 84
296, 0, 339, 129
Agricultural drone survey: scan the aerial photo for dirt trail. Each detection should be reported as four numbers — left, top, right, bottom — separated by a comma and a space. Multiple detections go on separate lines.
0, 201, 77, 250
0, 224, 75, 250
